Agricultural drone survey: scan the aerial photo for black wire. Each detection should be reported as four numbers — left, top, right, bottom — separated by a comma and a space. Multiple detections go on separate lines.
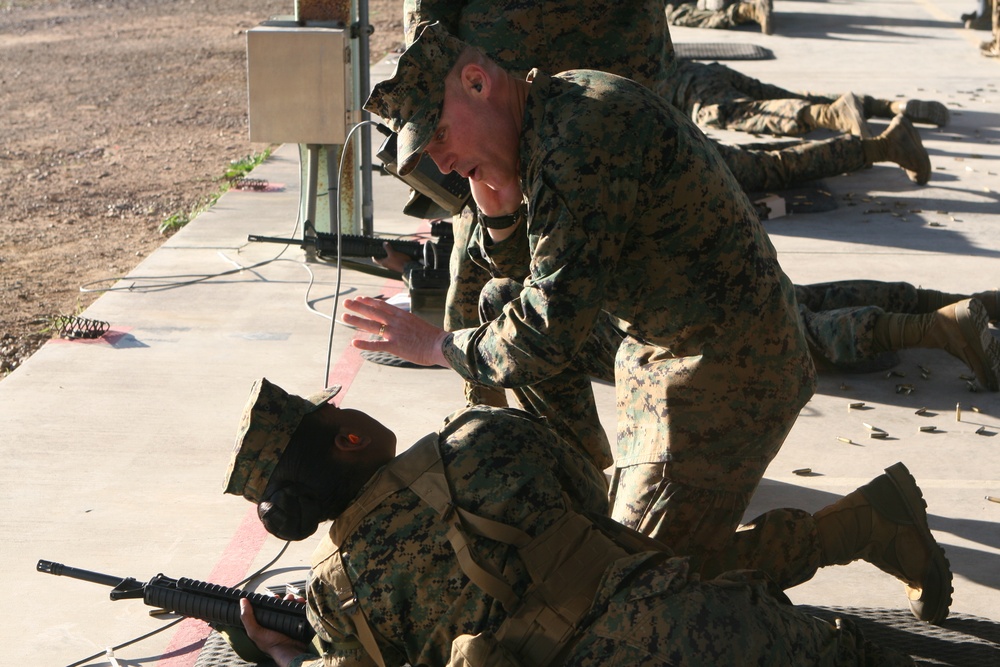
63, 541, 292, 667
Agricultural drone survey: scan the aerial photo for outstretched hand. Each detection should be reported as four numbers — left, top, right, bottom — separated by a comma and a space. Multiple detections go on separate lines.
343, 296, 451, 368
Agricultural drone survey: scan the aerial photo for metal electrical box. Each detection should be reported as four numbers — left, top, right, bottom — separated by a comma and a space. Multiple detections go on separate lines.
246, 25, 353, 144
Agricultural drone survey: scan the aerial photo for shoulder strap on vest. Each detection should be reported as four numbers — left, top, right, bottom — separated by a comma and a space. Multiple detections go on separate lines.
409, 460, 531, 612
310, 433, 442, 667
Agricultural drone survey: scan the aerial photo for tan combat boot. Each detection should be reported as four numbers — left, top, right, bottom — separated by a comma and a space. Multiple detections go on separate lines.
916, 288, 1000, 322
814, 462, 952, 624
805, 93, 871, 138
867, 97, 950, 127
891, 99, 949, 127
971, 289, 1000, 322
873, 298, 1000, 391
734, 0, 773, 34
861, 114, 931, 184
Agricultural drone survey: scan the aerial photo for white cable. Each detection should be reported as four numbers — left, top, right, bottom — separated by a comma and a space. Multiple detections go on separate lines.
324, 119, 380, 385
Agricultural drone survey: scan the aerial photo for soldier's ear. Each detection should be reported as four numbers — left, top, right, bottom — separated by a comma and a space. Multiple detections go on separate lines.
460, 63, 488, 97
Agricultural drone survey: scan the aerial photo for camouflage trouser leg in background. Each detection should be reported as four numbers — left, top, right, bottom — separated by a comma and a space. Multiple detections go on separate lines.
794, 280, 922, 372
665, 2, 739, 29
715, 134, 867, 192
479, 277, 622, 472
683, 62, 836, 135
568, 560, 915, 666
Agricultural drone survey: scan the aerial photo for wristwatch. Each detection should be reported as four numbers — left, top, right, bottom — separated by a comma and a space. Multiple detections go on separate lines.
478, 205, 525, 229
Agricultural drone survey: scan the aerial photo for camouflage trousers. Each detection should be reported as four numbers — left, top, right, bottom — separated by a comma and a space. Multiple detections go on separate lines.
665, 2, 742, 30
716, 135, 866, 192
565, 557, 914, 666
476, 277, 820, 588
672, 61, 836, 136
795, 280, 924, 373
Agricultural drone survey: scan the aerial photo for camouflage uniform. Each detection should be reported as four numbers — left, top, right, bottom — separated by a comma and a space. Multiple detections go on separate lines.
668, 61, 835, 136
403, 0, 870, 190
403, 0, 870, 332
297, 406, 910, 667
666, 1, 746, 30
794, 280, 926, 373
433, 68, 816, 564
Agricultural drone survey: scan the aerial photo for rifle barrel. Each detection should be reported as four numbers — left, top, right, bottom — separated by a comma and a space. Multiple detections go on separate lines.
37, 560, 126, 588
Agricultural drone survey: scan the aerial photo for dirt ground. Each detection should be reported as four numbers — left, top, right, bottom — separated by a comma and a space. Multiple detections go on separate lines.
0, 0, 402, 376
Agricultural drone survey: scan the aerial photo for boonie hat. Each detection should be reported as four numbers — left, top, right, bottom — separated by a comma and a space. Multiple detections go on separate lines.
364, 21, 469, 176
223, 377, 341, 503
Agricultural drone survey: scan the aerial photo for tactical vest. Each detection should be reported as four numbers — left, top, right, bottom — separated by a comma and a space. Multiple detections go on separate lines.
310, 425, 665, 667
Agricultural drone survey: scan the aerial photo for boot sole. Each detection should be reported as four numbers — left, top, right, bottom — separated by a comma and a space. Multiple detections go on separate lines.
890, 115, 931, 185
883, 462, 953, 624
955, 298, 1000, 391
903, 100, 949, 127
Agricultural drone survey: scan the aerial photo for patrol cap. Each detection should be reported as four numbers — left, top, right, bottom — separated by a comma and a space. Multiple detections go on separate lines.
223, 377, 341, 503
364, 21, 470, 176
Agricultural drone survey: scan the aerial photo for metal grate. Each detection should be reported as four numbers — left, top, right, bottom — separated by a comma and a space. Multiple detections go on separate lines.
803, 607, 1000, 666
50, 314, 110, 340
194, 630, 276, 667
675, 41, 774, 61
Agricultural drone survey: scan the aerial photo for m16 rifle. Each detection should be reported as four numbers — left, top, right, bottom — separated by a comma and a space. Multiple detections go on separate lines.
248, 220, 454, 277
37, 559, 313, 643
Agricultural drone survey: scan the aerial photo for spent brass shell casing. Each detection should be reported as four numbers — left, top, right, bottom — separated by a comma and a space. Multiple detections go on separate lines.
915, 407, 928, 416
919, 425, 937, 433
792, 468, 812, 476
956, 403, 962, 421
836, 437, 855, 444
848, 402, 865, 410
976, 426, 988, 435
862, 422, 885, 433
972, 406, 982, 413
869, 432, 889, 439
986, 496, 1000, 504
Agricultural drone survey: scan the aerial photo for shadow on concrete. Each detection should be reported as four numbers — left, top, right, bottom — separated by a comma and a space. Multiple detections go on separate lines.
772, 11, 964, 40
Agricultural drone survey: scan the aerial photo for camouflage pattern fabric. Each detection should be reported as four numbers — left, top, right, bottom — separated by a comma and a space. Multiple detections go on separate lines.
223, 378, 341, 504
437, 71, 815, 552
402, 0, 676, 93
666, 61, 836, 136
714, 135, 867, 192
304, 406, 610, 667
665, 1, 742, 29
478, 277, 621, 471
402, 0, 869, 195
794, 280, 921, 371
570, 563, 914, 666
411, 0, 869, 339
296, 407, 911, 667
